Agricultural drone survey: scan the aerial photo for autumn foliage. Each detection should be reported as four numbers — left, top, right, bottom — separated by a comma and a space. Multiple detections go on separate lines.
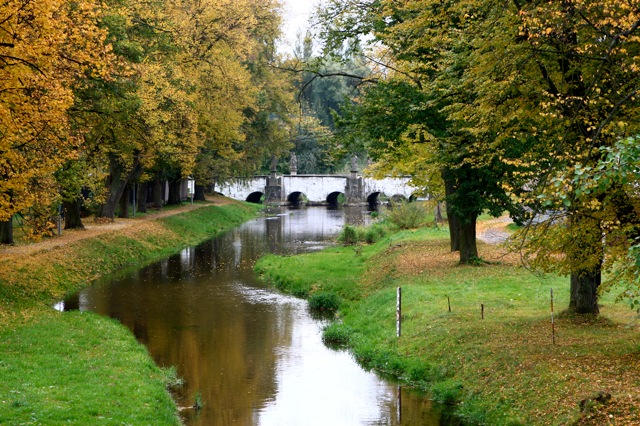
0, 0, 112, 223
0, 0, 293, 239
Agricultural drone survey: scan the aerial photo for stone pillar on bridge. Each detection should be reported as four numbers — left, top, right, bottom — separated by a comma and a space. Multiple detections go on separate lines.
345, 155, 364, 204
289, 153, 297, 176
265, 155, 282, 203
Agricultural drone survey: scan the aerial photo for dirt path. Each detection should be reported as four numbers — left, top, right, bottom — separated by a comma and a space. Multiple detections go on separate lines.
477, 215, 513, 244
0, 196, 232, 260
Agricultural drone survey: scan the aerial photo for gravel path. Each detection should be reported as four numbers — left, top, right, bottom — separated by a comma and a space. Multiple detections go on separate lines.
477, 215, 513, 244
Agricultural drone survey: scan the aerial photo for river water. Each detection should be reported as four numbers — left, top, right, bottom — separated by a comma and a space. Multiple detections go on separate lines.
61, 206, 450, 425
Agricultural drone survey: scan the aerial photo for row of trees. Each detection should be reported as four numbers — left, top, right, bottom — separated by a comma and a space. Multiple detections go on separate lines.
318, 0, 640, 315
0, 0, 295, 242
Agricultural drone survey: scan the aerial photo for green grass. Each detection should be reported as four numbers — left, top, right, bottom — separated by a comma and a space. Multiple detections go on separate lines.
255, 222, 640, 425
255, 243, 376, 299
0, 311, 179, 425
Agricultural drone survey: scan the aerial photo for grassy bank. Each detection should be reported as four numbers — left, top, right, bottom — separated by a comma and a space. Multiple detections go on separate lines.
255, 225, 640, 425
0, 200, 261, 425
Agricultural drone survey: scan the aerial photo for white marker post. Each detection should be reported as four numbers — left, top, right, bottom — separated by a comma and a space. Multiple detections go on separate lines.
396, 287, 402, 337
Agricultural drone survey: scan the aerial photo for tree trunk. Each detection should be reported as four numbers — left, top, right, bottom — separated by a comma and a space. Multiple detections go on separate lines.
0, 218, 13, 245
434, 202, 443, 224
443, 172, 460, 251
63, 198, 84, 229
97, 156, 142, 219
137, 182, 148, 213
569, 268, 601, 315
448, 211, 461, 252
152, 173, 163, 209
167, 180, 182, 205
567, 214, 603, 315
119, 184, 130, 218
194, 184, 206, 201
458, 215, 478, 263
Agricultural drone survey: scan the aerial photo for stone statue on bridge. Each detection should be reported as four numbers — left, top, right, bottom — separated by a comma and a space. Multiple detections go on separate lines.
270, 155, 277, 173
350, 154, 358, 173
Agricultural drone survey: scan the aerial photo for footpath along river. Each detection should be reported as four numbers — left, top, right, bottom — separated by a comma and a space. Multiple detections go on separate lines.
60, 206, 454, 425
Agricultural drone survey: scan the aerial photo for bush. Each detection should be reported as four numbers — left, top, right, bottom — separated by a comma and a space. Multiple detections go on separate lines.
308, 292, 341, 312
430, 379, 463, 405
339, 222, 390, 245
322, 323, 351, 346
364, 222, 389, 243
338, 224, 359, 245
382, 201, 428, 229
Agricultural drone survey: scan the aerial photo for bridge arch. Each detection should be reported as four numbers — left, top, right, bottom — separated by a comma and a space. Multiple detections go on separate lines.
326, 191, 345, 206
367, 192, 384, 205
287, 191, 306, 205
246, 191, 264, 204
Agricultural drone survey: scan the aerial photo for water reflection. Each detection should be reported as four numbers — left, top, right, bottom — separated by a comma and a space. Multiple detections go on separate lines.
64, 206, 447, 425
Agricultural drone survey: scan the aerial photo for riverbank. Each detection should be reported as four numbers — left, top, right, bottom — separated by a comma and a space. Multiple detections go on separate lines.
255, 220, 640, 425
0, 198, 261, 424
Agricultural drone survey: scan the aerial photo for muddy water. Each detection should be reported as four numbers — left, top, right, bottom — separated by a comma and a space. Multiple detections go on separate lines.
62, 206, 449, 425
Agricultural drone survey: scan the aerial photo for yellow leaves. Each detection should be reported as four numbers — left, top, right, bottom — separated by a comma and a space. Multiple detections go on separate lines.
0, 0, 113, 221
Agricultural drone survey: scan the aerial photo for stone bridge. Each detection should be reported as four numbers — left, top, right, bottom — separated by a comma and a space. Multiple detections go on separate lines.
216, 173, 420, 205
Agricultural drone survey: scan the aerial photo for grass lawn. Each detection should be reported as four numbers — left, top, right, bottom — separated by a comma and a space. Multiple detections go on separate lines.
0, 311, 180, 425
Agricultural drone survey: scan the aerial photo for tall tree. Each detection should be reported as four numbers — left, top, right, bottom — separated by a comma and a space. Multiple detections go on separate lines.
474, 0, 640, 314
319, 0, 525, 262
0, 0, 112, 241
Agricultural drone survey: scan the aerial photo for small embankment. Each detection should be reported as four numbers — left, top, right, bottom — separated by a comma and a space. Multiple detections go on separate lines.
0, 198, 261, 425
255, 222, 640, 425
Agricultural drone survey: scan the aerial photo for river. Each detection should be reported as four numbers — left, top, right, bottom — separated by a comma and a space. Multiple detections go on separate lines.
61, 206, 451, 425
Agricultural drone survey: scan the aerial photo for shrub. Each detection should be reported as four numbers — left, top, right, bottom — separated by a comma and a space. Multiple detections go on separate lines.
322, 323, 351, 346
308, 292, 341, 312
364, 222, 389, 243
382, 201, 428, 229
339, 222, 390, 245
338, 224, 359, 245
430, 379, 463, 405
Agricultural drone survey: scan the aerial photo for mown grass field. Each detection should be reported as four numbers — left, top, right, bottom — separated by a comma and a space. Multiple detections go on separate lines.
0, 200, 261, 425
255, 223, 640, 425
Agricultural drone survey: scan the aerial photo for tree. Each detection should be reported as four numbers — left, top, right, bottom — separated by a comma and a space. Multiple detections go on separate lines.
0, 0, 112, 242
170, 0, 292, 189
319, 0, 526, 262
450, 0, 640, 314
